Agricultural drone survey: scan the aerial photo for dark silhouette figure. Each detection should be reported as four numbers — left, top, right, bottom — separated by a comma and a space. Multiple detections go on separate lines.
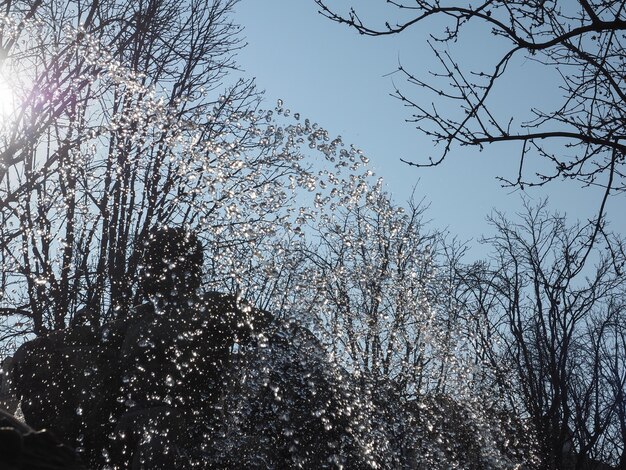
3, 227, 364, 469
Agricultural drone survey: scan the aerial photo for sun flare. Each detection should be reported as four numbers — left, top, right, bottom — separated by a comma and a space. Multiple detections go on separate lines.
0, 74, 17, 123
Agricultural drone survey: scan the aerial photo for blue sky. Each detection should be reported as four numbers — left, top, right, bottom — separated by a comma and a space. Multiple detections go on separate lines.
234, 1, 625, 255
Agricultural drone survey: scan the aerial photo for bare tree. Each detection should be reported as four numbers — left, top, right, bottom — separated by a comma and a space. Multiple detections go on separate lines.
0, 1, 373, 341
0, 0, 256, 335
458, 201, 626, 469
270, 185, 537, 468
294, 189, 443, 396
315, 1, 626, 208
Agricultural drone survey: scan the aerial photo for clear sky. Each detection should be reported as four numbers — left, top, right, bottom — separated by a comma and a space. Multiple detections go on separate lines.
234, 1, 625, 256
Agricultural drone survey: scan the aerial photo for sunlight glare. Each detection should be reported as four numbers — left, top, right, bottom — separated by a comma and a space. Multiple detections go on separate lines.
0, 74, 17, 123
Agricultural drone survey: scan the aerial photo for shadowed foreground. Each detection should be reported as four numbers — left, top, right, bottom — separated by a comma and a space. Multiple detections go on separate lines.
0, 228, 539, 469
0, 229, 367, 468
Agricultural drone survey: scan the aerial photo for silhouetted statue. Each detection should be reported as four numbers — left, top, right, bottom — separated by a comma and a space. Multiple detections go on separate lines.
104, 228, 271, 467
3, 226, 366, 469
